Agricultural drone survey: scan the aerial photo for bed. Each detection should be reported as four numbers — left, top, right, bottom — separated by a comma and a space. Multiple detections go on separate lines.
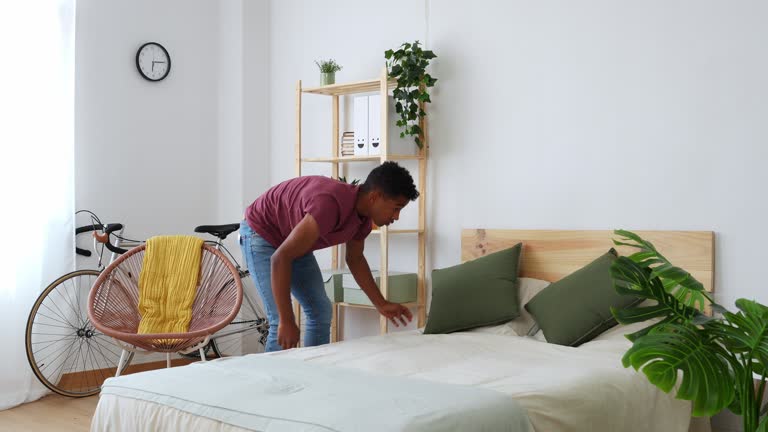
91, 229, 715, 432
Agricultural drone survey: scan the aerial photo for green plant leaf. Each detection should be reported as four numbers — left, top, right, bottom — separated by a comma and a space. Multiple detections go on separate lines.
610, 256, 703, 336
757, 415, 768, 432
622, 323, 735, 416
613, 230, 713, 309
384, 49, 393, 59
711, 300, 768, 360
386, 40, 436, 150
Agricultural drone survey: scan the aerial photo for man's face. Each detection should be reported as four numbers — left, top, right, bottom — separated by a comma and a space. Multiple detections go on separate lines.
369, 192, 410, 227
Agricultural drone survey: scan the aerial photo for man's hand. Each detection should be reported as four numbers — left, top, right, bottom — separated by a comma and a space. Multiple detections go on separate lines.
278, 319, 300, 349
376, 301, 413, 327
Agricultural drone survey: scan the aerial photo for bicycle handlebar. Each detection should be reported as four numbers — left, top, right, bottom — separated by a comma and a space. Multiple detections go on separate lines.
75, 223, 128, 256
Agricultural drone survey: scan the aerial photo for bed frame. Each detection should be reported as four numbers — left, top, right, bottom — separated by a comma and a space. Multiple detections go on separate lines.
461, 229, 715, 304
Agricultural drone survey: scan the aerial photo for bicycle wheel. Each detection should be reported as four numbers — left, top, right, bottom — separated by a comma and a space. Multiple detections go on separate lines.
25, 270, 133, 397
211, 274, 268, 357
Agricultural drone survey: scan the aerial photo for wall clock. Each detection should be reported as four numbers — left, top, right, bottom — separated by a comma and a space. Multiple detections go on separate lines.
136, 42, 171, 82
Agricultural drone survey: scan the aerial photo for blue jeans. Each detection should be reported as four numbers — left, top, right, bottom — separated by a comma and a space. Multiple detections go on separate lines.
239, 221, 332, 352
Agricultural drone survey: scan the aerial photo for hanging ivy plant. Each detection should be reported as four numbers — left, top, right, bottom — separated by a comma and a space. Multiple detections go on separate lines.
385, 41, 437, 149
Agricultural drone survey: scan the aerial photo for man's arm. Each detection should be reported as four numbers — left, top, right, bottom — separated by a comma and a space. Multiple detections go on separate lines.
346, 238, 413, 327
271, 214, 321, 348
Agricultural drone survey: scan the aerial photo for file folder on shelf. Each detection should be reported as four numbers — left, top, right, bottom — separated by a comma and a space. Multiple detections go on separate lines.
368, 94, 381, 156
353, 96, 369, 156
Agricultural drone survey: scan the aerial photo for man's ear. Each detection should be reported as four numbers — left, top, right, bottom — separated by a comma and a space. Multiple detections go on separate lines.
368, 189, 382, 204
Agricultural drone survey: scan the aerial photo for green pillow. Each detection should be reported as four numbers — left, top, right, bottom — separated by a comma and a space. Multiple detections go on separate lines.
524, 249, 639, 346
424, 244, 522, 334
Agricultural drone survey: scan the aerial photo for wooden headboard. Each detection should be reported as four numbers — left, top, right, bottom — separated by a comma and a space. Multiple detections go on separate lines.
461, 229, 715, 295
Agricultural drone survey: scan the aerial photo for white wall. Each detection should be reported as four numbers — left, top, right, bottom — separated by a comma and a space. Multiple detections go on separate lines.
75, 0, 271, 361
267, 1, 768, 429
76, 0, 218, 240
76, 0, 270, 259
426, 0, 768, 309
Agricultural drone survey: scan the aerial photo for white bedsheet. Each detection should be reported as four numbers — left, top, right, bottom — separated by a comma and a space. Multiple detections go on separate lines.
92, 329, 691, 432
98, 355, 532, 432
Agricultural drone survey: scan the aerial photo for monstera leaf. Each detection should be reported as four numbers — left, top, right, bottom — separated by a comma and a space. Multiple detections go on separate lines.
610, 255, 702, 341
622, 322, 735, 416
708, 299, 768, 425
613, 229, 712, 310
716, 300, 768, 361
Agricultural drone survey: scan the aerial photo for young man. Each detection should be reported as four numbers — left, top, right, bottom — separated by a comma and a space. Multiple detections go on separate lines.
239, 161, 418, 352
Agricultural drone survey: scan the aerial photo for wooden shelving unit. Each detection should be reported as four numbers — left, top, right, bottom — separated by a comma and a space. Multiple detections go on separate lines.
295, 67, 428, 340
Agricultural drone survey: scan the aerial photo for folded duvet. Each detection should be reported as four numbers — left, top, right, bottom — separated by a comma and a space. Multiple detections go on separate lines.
100, 355, 533, 432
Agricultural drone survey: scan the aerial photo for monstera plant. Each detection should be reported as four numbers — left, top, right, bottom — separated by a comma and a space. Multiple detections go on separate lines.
610, 230, 768, 432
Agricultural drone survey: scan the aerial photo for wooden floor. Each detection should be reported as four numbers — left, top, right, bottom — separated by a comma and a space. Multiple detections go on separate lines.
0, 357, 199, 432
0, 394, 98, 432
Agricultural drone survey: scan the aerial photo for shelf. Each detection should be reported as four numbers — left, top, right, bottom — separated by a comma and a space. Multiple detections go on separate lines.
303, 78, 397, 96
337, 302, 420, 310
297, 67, 428, 337
301, 155, 423, 163
370, 229, 423, 235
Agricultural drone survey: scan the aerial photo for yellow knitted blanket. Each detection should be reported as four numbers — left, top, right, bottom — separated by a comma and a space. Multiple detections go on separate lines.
138, 235, 204, 335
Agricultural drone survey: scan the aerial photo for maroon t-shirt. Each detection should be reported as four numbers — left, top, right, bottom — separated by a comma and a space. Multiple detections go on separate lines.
245, 176, 372, 250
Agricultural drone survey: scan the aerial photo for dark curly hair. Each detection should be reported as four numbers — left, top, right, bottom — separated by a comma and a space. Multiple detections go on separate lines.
360, 161, 419, 201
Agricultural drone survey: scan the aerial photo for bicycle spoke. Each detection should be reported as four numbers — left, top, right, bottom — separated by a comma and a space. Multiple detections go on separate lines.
32, 335, 78, 358
38, 301, 78, 330
31, 322, 78, 331
90, 335, 121, 359
45, 337, 79, 388
27, 270, 107, 396
53, 280, 84, 328
89, 338, 119, 373
56, 279, 85, 328
74, 274, 90, 327
85, 340, 108, 387
33, 310, 78, 329
81, 339, 94, 392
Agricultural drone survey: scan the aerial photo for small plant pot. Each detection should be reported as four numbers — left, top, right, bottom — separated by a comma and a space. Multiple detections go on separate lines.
320, 72, 336, 86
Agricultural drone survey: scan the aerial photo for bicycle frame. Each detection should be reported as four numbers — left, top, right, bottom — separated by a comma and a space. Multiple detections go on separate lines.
206, 235, 267, 341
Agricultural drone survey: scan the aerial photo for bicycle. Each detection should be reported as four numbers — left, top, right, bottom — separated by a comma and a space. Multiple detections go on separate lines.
25, 211, 269, 397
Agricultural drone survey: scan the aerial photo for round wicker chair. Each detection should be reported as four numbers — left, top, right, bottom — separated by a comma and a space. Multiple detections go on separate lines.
87, 243, 242, 375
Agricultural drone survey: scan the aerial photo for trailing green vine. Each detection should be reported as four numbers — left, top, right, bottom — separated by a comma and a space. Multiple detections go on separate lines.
385, 41, 437, 149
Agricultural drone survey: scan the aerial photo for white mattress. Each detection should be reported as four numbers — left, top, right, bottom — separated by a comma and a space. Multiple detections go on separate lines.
92, 327, 692, 432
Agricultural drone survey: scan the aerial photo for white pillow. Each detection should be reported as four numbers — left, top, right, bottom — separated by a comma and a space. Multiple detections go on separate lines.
467, 323, 521, 337
511, 277, 551, 336
465, 278, 551, 338
590, 317, 662, 342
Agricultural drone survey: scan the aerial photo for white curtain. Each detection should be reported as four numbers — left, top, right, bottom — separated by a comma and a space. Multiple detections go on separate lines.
0, 0, 76, 410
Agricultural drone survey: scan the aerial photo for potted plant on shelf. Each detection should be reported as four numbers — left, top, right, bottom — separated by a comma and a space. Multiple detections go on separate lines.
610, 230, 768, 432
315, 59, 342, 86
385, 40, 437, 149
